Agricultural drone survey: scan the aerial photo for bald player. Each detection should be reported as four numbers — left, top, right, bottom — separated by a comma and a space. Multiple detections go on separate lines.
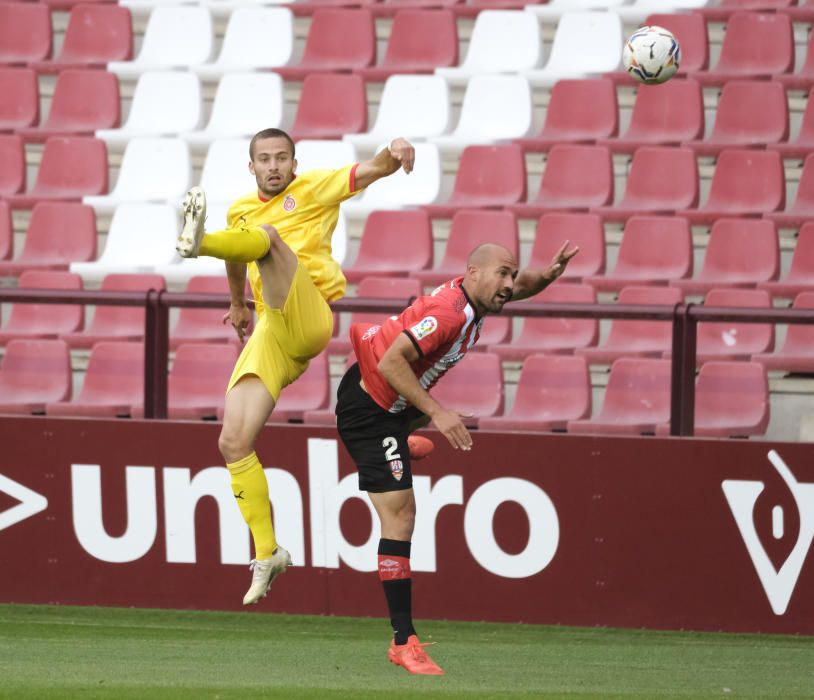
335, 241, 579, 675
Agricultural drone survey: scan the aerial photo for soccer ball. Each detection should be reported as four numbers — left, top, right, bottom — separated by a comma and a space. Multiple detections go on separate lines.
623, 26, 681, 85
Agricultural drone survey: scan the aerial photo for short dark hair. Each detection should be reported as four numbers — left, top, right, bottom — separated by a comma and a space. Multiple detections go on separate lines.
250, 128, 295, 160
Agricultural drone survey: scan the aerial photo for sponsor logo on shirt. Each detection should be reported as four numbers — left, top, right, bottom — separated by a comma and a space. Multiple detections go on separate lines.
362, 325, 381, 340
410, 316, 438, 340
283, 195, 296, 212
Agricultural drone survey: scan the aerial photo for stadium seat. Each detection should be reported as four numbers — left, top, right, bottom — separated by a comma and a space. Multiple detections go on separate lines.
752, 292, 814, 373
434, 10, 542, 86
198, 139, 257, 206
427, 352, 504, 428
0, 270, 83, 345
0, 134, 25, 197
170, 275, 236, 350
411, 210, 518, 287
0, 201, 10, 261
527, 0, 628, 20
490, 283, 599, 360
591, 147, 699, 222
765, 152, 814, 228
514, 78, 618, 153
0, 202, 96, 277
356, 9, 458, 81
689, 12, 794, 87
567, 358, 672, 435
775, 29, 814, 91
671, 219, 779, 295
294, 139, 357, 174
769, 91, 814, 160
0, 2, 51, 65
61, 273, 166, 348
287, 73, 367, 142
344, 210, 433, 283
451, 0, 549, 17
344, 75, 449, 151
108, 6, 212, 80
0, 339, 71, 414
31, 4, 132, 73
611, 12, 708, 72
302, 355, 356, 426
0, 67, 38, 131
70, 204, 179, 283
96, 72, 202, 149
423, 144, 526, 219
370, 0, 463, 17
698, 0, 795, 21
341, 142, 441, 219
83, 138, 191, 215
191, 8, 293, 80
682, 81, 789, 156
46, 341, 144, 418
429, 75, 532, 153
597, 79, 704, 154
17, 70, 120, 144
478, 354, 591, 432
474, 315, 512, 349
275, 9, 376, 81
182, 73, 284, 152
586, 216, 693, 292
506, 145, 613, 220
759, 222, 814, 299
678, 149, 785, 225
527, 213, 606, 283
268, 352, 330, 423
779, 0, 814, 21
5, 137, 108, 209
576, 286, 684, 365
522, 11, 623, 87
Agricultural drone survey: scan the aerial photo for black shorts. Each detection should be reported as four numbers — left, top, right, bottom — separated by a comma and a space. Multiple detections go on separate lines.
335, 363, 424, 493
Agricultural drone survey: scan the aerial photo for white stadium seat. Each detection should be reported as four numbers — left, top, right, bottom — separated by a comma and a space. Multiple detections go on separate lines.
119, 0, 197, 20
527, 0, 629, 21
616, 0, 713, 24
199, 139, 257, 205
294, 140, 358, 174
202, 0, 288, 20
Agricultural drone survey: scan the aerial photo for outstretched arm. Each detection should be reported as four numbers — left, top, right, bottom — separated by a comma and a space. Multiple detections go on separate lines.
353, 138, 416, 190
510, 241, 580, 302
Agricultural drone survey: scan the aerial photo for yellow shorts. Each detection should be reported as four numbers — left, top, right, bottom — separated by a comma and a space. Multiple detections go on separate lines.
227, 263, 334, 401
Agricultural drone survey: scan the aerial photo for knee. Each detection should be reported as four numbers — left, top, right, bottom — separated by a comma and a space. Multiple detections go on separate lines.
393, 502, 416, 540
218, 426, 253, 464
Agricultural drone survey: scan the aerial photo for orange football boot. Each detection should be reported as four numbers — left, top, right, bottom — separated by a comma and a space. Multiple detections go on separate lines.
388, 635, 445, 675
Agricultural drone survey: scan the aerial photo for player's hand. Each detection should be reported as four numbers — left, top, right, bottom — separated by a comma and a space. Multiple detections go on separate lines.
222, 302, 252, 344
389, 138, 415, 174
545, 240, 580, 282
431, 407, 473, 452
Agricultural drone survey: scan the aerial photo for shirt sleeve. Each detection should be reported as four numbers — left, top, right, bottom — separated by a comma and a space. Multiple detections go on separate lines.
310, 164, 361, 206
402, 300, 461, 358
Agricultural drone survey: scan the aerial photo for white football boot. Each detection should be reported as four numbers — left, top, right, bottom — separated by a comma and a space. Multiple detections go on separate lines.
176, 186, 207, 258
242, 546, 293, 606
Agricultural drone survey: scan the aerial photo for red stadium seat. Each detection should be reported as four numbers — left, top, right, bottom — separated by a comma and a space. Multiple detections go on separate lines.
598, 79, 704, 154
344, 210, 434, 283
0, 67, 38, 131
591, 147, 698, 222
170, 275, 238, 350
0, 2, 51, 65
5, 136, 108, 209
30, 4, 133, 73
490, 283, 598, 360
0, 202, 96, 277
302, 355, 357, 425
452, 0, 547, 17
428, 352, 504, 427
567, 357, 672, 435
671, 219, 779, 296
355, 10, 458, 81
780, 0, 814, 22
285, 0, 378, 18
46, 341, 144, 417
473, 315, 512, 350
0, 134, 25, 197
0, 270, 83, 345
678, 149, 785, 225
764, 152, 814, 228
775, 27, 814, 91
412, 209, 519, 286
0, 339, 71, 414
576, 285, 684, 365
759, 222, 814, 299
699, 0, 796, 21
514, 79, 618, 153
268, 352, 330, 423
683, 81, 789, 156
287, 73, 367, 141
689, 12, 794, 87
587, 216, 693, 292
527, 213, 606, 283
0, 201, 11, 261
505, 145, 613, 220
61, 273, 166, 349
18, 70, 120, 143
423, 144, 526, 218
752, 292, 814, 373
275, 9, 375, 80
371, 0, 463, 19
769, 92, 814, 160
478, 354, 591, 432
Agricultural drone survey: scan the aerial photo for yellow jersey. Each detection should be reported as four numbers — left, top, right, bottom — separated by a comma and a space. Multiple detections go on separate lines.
227, 164, 360, 315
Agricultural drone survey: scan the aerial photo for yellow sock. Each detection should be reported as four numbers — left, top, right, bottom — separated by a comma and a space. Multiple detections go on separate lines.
199, 226, 270, 263
227, 451, 278, 560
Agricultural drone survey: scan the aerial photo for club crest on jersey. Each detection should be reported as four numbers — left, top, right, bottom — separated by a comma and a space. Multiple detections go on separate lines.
390, 459, 404, 481
283, 194, 296, 212
410, 316, 438, 340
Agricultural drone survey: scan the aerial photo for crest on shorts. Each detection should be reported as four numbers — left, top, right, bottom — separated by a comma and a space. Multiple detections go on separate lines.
390, 460, 404, 481
410, 316, 438, 341
283, 194, 296, 211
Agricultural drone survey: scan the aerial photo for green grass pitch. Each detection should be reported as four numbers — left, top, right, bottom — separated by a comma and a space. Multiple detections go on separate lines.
1, 604, 812, 699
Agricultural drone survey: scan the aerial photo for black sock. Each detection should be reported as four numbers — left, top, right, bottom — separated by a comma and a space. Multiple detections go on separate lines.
377, 538, 416, 645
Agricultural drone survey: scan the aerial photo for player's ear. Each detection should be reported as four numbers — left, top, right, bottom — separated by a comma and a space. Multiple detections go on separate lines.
248, 160, 256, 175
292, 158, 298, 174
